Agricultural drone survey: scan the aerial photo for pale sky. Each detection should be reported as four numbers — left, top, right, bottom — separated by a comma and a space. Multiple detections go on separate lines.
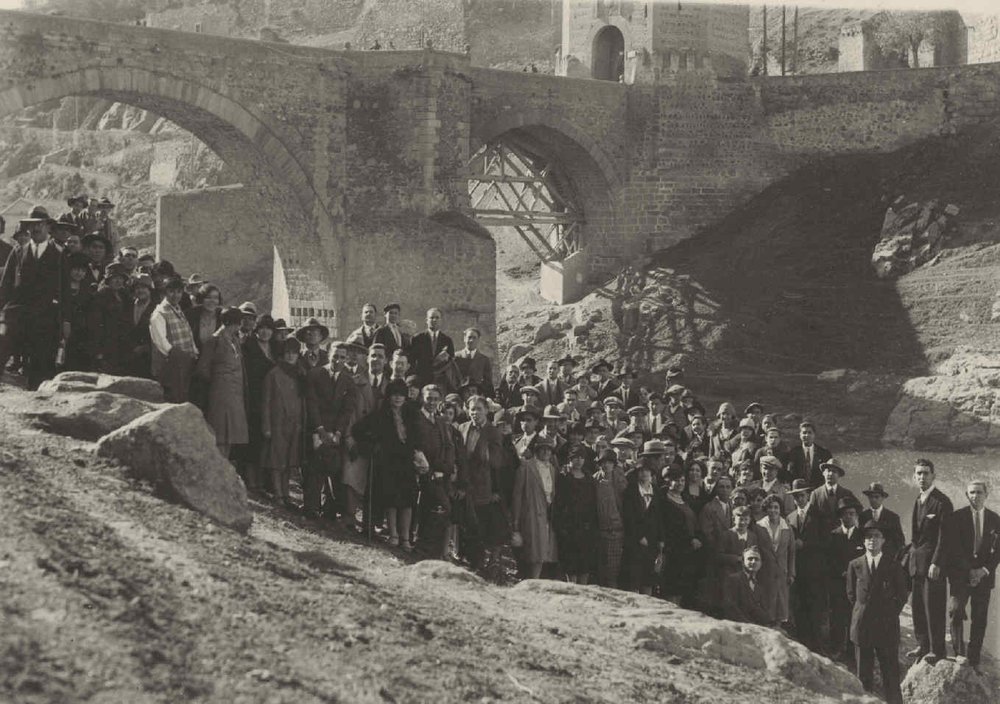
0, 0, 998, 17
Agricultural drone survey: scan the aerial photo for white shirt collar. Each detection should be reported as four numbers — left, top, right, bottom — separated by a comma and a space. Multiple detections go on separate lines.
873, 506, 882, 520
869, 552, 882, 569
32, 239, 49, 257
919, 487, 933, 503
422, 408, 436, 422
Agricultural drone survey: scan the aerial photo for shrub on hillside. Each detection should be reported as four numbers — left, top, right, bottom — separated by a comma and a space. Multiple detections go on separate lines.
0, 140, 45, 178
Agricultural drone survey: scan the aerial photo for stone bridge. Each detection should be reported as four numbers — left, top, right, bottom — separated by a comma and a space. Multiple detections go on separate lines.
3, 9, 1000, 354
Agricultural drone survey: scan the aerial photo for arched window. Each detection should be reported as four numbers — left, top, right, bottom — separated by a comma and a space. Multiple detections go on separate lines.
592, 26, 625, 81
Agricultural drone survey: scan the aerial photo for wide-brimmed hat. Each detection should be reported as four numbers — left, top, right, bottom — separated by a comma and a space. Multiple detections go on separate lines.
820, 458, 846, 477
557, 355, 577, 367
627, 405, 647, 416
385, 379, 408, 398
638, 440, 668, 457
591, 358, 613, 374
598, 449, 618, 464
103, 262, 128, 281
22, 206, 57, 226
610, 436, 635, 449
862, 519, 884, 536
666, 384, 685, 396
238, 301, 258, 317
186, 273, 210, 287
744, 402, 764, 415
96, 197, 115, 210
788, 479, 812, 494
862, 482, 889, 498
272, 318, 294, 333
837, 497, 862, 515
665, 366, 684, 379
293, 317, 330, 342
67, 195, 88, 208
81, 232, 111, 250
760, 455, 783, 471
254, 314, 276, 332
515, 406, 540, 423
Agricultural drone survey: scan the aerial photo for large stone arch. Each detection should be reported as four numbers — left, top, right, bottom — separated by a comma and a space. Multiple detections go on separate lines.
0, 65, 339, 326
471, 111, 621, 299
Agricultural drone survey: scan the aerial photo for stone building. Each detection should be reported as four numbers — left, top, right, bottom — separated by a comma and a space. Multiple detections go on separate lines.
838, 11, 967, 72
558, 1, 749, 83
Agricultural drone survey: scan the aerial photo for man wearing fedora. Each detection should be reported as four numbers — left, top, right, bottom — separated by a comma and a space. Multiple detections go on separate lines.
591, 358, 620, 402
847, 520, 908, 703
372, 303, 408, 362
937, 480, 1000, 670
860, 483, 905, 561
59, 195, 88, 228
556, 354, 578, 387
906, 458, 953, 663
345, 302, 380, 350
453, 327, 494, 399
512, 405, 541, 459
0, 207, 64, 389
304, 340, 356, 521
787, 478, 824, 650
829, 497, 866, 660
295, 317, 330, 372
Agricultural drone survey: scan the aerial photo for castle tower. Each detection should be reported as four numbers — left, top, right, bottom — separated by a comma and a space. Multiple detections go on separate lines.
559, 1, 749, 83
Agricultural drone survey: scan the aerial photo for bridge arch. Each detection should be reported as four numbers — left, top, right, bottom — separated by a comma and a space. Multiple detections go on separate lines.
0, 65, 336, 325
470, 112, 620, 290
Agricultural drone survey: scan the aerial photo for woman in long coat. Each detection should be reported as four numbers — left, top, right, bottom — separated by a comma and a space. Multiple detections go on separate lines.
125, 274, 155, 379
261, 337, 305, 509
554, 446, 597, 584
352, 379, 418, 549
342, 356, 377, 532
512, 437, 559, 579
756, 494, 796, 624
185, 284, 223, 411
195, 307, 249, 460
623, 463, 664, 595
243, 315, 276, 491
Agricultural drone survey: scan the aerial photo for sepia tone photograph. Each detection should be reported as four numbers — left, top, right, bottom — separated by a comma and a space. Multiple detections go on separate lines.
0, 0, 998, 702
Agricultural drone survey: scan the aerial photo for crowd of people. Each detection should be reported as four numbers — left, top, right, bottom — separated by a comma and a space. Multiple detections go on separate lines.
1, 201, 998, 703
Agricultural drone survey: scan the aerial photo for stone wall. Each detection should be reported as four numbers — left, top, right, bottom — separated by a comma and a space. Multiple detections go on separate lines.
354, 0, 467, 53
156, 184, 273, 312
146, 0, 363, 42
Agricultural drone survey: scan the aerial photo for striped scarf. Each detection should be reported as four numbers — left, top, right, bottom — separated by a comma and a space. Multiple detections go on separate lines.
156, 299, 196, 355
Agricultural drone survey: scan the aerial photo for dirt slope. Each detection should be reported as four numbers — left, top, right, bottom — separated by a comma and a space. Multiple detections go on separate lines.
0, 385, 875, 704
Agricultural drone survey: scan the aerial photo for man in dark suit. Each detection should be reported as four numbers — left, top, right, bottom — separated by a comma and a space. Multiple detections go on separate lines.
785, 420, 832, 486
414, 383, 457, 557
453, 327, 494, 399
829, 497, 866, 660
938, 480, 1000, 670
787, 479, 825, 650
807, 459, 860, 535
723, 546, 772, 626
408, 307, 454, 388
906, 458, 954, 663
860, 482, 906, 561
304, 342, 356, 520
536, 359, 565, 408
0, 209, 64, 390
367, 343, 390, 406
345, 302, 380, 349
372, 302, 408, 361
592, 358, 620, 402
847, 520, 908, 704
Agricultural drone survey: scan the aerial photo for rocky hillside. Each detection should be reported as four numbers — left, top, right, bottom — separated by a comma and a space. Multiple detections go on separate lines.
0, 381, 884, 704
494, 124, 1000, 448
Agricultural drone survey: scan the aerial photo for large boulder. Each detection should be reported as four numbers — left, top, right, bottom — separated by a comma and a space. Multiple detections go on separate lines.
872, 198, 958, 279
24, 391, 157, 441
96, 404, 252, 532
883, 350, 1000, 449
37, 372, 164, 403
901, 658, 998, 704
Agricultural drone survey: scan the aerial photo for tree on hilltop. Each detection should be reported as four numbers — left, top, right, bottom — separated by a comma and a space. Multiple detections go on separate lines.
870, 11, 948, 68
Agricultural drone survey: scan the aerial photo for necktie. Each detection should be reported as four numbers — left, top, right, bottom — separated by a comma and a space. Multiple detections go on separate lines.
394, 325, 401, 347
805, 446, 811, 468
869, 558, 875, 574
975, 511, 982, 552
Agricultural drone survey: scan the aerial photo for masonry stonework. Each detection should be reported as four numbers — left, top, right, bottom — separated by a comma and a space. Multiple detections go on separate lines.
5, 9, 1000, 348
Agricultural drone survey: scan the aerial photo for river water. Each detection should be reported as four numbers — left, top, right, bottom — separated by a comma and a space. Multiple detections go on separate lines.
839, 449, 1000, 657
